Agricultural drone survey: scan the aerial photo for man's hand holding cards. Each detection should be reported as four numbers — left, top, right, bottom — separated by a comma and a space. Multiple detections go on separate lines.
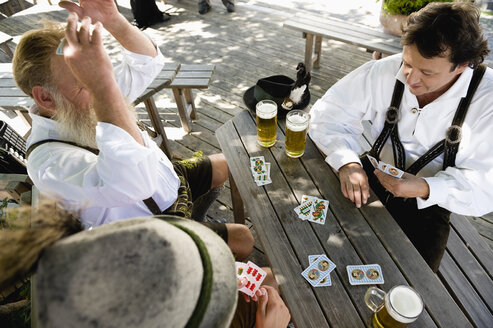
367, 155, 404, 179
235, 261, 267, 297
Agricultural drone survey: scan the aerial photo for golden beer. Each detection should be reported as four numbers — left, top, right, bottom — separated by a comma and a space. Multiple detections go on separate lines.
256, 100, 278, 147
365, 286, 423, 328
285, 110, 310, 158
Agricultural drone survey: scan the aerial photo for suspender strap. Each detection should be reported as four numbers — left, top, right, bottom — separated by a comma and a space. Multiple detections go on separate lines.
26, 138, 160, 214
26, 139, 99, 158
443, 64, 486, 169
370, 64, 486, 175
369, 80, 405, 163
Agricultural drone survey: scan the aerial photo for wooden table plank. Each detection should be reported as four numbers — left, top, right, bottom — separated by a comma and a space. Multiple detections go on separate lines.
231, 111, 365, 327
216, 118, 330, 328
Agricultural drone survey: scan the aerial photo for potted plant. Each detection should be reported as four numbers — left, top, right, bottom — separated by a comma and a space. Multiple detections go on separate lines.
379, 0, 455, 36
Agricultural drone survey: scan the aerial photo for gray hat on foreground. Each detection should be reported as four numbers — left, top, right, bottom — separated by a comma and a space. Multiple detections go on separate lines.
32, 215, 238, 328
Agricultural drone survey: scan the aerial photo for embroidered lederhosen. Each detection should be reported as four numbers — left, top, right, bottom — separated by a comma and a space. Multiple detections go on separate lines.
360, 64, 486, 272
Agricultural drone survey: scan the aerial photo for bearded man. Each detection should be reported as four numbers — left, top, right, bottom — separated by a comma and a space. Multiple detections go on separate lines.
13, 0, 253, 260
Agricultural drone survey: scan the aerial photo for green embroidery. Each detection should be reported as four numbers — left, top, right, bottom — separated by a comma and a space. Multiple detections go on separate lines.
179, 151, 204, 169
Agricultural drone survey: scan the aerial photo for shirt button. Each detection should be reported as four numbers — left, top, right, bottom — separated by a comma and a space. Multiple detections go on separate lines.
411, 107, 419, 114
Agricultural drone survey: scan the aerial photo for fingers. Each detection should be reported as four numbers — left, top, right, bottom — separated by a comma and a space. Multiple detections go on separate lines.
59, 0, 83, 17
257, 287, 269, 315
78, 16, 92, 45
64, 12, 79, 48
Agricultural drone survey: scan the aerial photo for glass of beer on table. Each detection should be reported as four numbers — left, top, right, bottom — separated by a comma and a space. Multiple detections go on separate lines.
285, 110, 310, 158
256, 100, 278, 147
364, 285, 423, 328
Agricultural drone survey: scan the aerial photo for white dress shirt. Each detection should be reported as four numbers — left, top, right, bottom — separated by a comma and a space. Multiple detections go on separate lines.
309, 54, 493, 217
27, 46, 181, 228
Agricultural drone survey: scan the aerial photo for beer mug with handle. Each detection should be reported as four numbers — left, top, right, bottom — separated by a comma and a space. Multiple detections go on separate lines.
364, 285, 423, 328
256, 100, 278, 147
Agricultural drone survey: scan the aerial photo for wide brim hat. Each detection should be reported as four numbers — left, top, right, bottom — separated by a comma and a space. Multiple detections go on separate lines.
243, 75, 311, 118
33, 216, 238, 328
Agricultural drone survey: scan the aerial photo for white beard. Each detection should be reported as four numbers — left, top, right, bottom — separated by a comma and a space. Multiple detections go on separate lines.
52, 92, 99, 149
51, 91, 138, 150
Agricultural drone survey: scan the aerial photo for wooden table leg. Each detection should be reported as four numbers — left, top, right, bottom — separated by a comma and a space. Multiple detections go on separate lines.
172, 87, 193, 133
229, 171, 245, 224
143, 97, 172, 158
313, 35, 323, 68
304, 33, 314, 72
183, 88, 197, 120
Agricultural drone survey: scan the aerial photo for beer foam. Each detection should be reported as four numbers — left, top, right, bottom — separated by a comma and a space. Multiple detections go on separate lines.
286, 115, 308, 131
256, 103, 277, 119
388, 286, 423, 323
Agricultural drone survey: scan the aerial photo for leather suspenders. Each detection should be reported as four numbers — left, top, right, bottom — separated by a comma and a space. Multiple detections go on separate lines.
369, 64, 486, 175
26, 139, 162, 214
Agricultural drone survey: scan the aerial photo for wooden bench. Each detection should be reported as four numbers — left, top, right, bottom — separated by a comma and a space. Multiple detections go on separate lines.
0, 31, 13, 59
358, 121, 493, 326
283, 13, 402, 71
0, 61, 215, 158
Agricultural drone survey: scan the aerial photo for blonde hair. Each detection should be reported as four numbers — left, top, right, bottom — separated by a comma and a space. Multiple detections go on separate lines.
13, 21, 65, 97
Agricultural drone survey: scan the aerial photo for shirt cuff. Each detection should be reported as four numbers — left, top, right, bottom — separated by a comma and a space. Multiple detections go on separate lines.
416, 177, 447, 209
325, 148, 362, 171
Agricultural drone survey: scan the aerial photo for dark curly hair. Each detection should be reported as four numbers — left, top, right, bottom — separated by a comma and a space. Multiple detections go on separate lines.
401, 2, 489, 69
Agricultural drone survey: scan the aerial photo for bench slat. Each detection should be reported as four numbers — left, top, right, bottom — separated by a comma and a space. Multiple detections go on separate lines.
439, 252, 493, 326
170, 78, 211, 88
289, 16, 401, 47
175, 71, 213, 78
179, 64, 215, 71
284, 20, 401, 55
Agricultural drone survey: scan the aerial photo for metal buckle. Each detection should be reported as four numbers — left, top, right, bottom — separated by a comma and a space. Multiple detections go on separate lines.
445, 125, 462, 145
385, 106, 399, 124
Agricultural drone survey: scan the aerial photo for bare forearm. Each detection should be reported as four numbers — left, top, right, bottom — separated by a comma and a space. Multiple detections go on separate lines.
104, 14, 157, 57
91, 82, 144, 145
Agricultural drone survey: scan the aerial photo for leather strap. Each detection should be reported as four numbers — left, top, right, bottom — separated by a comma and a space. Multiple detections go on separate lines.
26, 138, 160, 214
369, 64, 486, 174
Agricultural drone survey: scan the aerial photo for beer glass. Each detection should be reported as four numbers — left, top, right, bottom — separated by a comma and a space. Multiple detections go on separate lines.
256, 100, 278, 147
285, 110, 310, 158
364, 285, 423, 328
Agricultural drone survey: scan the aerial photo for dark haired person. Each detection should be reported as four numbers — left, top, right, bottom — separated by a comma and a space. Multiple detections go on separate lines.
309, 2, 492, 272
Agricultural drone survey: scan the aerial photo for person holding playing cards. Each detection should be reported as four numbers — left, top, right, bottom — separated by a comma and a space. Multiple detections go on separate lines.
12, 0, 254, 260
309, 2, 493, 272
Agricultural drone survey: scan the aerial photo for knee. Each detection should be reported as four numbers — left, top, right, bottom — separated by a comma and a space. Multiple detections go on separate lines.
227, 224, 254, 261
209, 153, 229, 188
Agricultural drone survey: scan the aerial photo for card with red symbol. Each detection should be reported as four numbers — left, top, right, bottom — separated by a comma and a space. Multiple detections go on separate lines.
238, 261, 266, 297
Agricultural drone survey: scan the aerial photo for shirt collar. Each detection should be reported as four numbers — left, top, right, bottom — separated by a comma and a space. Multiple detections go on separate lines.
396, 64, 474, 102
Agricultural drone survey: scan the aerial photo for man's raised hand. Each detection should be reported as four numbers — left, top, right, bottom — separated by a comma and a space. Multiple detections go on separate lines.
59, 0, 120, 27
63, 13, 114, 94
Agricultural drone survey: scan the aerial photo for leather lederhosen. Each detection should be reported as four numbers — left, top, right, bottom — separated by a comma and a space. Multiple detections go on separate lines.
361, 64, 486, 272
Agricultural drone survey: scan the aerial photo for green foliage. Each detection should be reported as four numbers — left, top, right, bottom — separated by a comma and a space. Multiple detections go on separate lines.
381, 0, 454, 16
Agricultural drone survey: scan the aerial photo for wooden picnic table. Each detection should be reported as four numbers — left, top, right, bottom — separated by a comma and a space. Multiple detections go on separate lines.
216, 110, 486, 328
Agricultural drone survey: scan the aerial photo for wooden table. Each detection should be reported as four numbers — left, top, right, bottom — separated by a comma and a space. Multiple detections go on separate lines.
216, 110, 476, 328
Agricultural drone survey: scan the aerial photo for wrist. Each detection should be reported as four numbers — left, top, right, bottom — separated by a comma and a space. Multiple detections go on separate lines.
102, 13, 129, 35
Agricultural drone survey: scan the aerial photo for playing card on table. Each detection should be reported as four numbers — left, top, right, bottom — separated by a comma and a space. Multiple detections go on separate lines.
307, 199, 329, 225
255, 162, 272, 186
238, 261, 267, 297
301, 254, 333, 287
308, 255, 336, 287
346, 264, 384, 285
250, 156, 267, 175
294, 195, 317, 220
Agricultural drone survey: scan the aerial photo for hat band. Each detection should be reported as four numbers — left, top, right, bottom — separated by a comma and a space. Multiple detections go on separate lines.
168, 221, 213, 328
254, 85, 284, 106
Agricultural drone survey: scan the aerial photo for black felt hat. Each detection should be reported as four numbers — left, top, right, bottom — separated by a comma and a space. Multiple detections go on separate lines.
243, 63, 311, 117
